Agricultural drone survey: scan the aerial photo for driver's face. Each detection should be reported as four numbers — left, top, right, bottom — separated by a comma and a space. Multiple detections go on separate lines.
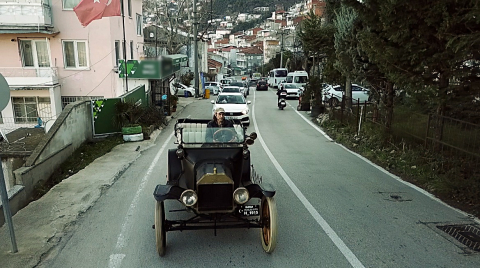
216, 112, 225, 124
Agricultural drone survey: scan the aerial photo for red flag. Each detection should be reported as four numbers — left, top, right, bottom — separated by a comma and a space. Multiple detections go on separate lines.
73, 0, 121, 27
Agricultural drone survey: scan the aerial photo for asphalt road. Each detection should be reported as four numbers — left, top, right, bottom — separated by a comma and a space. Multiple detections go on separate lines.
39, 87, 480, 268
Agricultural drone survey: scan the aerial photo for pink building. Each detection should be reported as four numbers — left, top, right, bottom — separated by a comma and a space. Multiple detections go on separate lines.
0, 0, 144, 133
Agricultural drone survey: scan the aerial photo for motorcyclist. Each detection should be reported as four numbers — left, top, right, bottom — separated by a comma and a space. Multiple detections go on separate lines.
276, 88, 288, 104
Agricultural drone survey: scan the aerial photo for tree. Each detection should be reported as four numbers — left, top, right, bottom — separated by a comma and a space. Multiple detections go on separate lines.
346, 0, 480, 118
333, 4, 359, 109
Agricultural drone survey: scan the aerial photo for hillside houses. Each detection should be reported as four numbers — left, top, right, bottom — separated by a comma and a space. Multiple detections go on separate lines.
203, 0, 321, 78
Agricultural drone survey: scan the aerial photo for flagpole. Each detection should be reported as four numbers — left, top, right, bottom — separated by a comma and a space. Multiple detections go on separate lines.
121, 0, 128, 92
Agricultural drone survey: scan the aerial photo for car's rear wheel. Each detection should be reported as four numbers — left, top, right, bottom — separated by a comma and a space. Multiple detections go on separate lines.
260, 196, 277, 253
155, 201, 166, 256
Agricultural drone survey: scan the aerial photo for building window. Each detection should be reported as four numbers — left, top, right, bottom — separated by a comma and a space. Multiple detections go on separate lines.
130, 41, 134, 59
136, 14, 142, 35
115, 40, 120, 66
128, 0, 132, 17
61, 96, 103, 109
19, 39, 51, 68
12, 97, 51, 123
63, 0, 81, 10
63, 40, 89, 69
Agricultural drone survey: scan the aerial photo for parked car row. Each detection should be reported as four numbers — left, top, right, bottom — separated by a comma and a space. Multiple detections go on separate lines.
322, 84, 371, 106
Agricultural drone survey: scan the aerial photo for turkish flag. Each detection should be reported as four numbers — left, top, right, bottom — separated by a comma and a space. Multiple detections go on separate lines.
74, 0, 121, 27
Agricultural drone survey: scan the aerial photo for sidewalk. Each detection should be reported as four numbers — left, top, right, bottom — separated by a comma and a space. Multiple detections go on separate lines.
0, 97, 198, 268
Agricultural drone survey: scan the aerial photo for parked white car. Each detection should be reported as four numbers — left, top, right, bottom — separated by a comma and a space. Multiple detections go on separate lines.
323, 84, 371, 106
282, 83, 303, 99
211, 92, 251, 126
204, 82, 222, 95
175, 83, 195, 97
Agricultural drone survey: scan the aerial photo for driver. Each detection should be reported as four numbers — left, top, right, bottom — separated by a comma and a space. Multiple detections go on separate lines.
206, 107, 234, 142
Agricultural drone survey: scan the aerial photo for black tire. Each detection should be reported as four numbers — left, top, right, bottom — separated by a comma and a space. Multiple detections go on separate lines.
329, 98, 339, 107
155, 201, 166, 256
260, 196, 278, 253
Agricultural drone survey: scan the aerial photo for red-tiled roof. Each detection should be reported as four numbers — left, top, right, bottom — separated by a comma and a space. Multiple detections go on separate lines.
252, 27, 263, 34
215, 39, 229, 45
293, 16, 305, 25
240, 46, 263, 55
244, 35, 256, 41
208, 59, 222, 68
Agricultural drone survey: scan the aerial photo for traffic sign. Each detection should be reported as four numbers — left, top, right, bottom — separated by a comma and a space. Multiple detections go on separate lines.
0, 73, 10, 111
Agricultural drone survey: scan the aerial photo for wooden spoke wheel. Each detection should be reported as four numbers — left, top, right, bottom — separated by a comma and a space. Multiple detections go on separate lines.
260, 196, 278, 253
155, 201, 166, 256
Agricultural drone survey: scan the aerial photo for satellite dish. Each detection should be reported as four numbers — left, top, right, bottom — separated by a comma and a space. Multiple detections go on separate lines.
45, 120, 55, 133
0, 73, 11, 111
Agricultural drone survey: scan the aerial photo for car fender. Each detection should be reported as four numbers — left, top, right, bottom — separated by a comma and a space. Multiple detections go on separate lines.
245, 183, 276, 198
153, 184, 185, 202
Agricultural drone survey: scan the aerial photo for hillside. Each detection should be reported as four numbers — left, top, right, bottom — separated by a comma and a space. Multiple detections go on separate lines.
212, 0, 299, 18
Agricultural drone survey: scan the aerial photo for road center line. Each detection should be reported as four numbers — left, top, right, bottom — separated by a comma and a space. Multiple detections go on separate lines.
252, 90, 365, 268
108, 132, 174, 268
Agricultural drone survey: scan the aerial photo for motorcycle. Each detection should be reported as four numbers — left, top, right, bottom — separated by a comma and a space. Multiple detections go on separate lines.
278, 92, 287, 110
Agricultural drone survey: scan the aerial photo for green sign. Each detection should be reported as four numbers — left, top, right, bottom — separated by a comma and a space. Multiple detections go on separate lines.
119, 60, 161, 79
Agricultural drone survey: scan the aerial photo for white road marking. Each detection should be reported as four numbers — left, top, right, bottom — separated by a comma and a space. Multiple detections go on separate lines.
108, 254, 125, 268
291, 101, 480, 224
252, 90, 365, 268
108, 132, 174, 268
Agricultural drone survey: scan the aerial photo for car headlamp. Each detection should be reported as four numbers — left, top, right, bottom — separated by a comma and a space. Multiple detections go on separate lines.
233, 187, 249, 204
176, 148, 185, 159
242, 109, 249, 115
180, 190, 198, 207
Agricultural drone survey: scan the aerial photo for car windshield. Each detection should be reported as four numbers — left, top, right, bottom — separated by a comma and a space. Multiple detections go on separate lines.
284, 84, 297, 89
285, 76, 293, 83
230, 82, 244, 87
216, 95, 245, 104
179, 125, 245, 144
222, 87, 240, 93
294, 76, 308, 83
275, 70, 288, 77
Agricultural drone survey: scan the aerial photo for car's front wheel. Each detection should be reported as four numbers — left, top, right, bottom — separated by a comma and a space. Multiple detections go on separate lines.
260, 196, 277, 253
329, 97, 339, 107
155, 201, 166, 256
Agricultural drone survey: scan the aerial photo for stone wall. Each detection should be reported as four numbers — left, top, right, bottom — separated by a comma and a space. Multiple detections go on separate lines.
1, 101, 93, 226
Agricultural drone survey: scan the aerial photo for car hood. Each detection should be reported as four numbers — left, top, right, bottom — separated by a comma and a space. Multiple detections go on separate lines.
286, 88, 300, 93
213, 104, 249, 113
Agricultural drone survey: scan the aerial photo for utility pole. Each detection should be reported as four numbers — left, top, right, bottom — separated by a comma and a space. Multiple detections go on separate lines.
193, 0, 199, 98
279, 29, 284, 69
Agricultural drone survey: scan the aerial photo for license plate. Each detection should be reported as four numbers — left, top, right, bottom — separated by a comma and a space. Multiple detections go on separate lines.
238, 205, 259, 216
225, 116, 235, 120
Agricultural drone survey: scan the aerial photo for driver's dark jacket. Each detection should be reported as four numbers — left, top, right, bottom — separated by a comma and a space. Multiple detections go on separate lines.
205, 119, 234, 142
277, 89, 287, 100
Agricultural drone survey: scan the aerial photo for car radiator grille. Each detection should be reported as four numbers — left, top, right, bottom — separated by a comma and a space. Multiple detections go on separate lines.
197, 184, 233, 211
225, 112, 243, 117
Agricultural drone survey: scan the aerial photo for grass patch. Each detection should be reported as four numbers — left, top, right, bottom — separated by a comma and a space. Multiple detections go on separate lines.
30, 135, 125, 201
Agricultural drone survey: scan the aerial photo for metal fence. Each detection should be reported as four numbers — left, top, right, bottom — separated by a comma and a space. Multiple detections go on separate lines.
324, 94, 480, 170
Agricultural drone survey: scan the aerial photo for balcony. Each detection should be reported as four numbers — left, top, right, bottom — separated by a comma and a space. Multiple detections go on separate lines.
0, 67, 59, 88
0, 0, 55, 34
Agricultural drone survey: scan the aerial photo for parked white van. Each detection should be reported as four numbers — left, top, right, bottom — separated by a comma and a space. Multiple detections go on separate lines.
282, 71, 309, 89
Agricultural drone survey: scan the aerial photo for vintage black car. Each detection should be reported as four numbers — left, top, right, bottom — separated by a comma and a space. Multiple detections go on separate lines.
153, 118, 277, 256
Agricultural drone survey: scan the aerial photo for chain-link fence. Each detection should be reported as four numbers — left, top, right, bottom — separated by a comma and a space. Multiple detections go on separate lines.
324, 94, 480, 170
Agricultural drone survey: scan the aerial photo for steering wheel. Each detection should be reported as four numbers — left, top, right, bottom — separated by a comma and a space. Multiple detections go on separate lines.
213, 128, 237, 142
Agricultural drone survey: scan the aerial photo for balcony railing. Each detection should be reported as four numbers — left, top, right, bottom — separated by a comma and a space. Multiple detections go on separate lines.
0, 0, 52, 27
0, 116, 56, 135
0, 67, 59, 87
